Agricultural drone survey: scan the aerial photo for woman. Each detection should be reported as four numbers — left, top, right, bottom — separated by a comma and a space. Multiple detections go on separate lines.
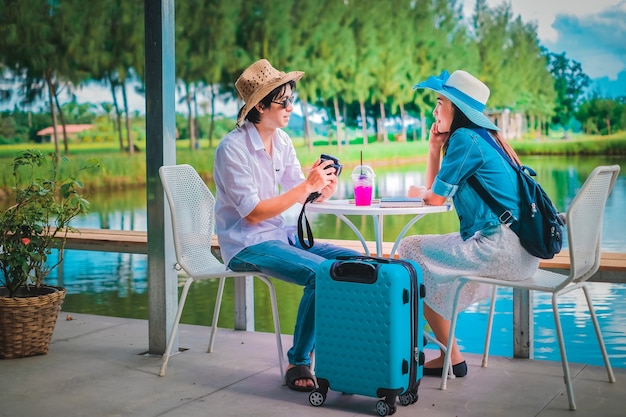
398, 70, 539, 377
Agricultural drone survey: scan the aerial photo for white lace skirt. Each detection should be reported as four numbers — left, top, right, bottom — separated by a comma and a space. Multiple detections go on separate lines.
397, 225, 539, 320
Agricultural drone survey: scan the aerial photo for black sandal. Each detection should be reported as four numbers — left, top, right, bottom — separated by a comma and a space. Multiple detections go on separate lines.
285, 364, 315, 392
423, 361, 468, 377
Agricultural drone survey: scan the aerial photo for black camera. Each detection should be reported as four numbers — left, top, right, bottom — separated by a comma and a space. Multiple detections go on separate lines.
306, 154, 342, 203
319, 153, 343, 176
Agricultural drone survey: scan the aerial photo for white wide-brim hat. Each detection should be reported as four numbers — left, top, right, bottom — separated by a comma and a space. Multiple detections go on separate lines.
235, 59, 304, 126
413, 70, 499, 131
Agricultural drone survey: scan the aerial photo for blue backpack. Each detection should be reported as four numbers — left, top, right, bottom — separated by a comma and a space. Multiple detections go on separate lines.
468, 129, 565, 259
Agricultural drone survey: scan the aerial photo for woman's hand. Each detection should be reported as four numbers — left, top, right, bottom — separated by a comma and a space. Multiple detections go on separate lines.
407, 184, 446, 206
423, 123, 448, 189
408, 185, 427, 199
428, 123, 449, 152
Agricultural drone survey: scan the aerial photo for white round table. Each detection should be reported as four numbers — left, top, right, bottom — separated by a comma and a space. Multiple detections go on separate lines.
306, 199, 453, 257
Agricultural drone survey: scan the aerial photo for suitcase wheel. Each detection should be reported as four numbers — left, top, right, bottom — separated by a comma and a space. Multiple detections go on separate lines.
375, 400, 396, 416
308, 390, 326, 407
399, 391, 418, 406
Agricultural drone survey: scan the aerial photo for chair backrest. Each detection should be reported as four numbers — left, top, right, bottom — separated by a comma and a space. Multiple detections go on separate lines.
159, 164, 227, 277
566, 165, 620, 283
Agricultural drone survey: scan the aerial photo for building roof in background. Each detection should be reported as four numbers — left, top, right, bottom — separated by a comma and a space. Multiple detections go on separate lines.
36, 124, 94, 136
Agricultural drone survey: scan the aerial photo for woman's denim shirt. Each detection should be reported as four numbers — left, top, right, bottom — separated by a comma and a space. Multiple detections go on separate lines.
432, 128, 520, 240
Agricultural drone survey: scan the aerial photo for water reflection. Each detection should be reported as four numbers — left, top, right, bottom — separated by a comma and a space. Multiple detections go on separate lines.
40, 156, 626, 368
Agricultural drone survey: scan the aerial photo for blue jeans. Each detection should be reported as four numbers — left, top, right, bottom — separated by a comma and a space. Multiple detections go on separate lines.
228, 237, 361, 367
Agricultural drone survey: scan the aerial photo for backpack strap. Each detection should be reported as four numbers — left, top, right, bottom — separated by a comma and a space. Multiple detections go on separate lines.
467, 176, 515, 224
470, 128, 539, 178
472, 128, 518, 170
468, 128, 517, 224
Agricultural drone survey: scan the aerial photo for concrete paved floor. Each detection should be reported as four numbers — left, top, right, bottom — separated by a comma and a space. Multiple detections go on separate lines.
0, 313, 624, 417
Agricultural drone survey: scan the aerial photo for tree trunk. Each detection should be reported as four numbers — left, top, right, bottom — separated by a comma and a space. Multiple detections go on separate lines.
420, 111, 427, 142
193, 88, 200, 147
121, 80, 134, 155
399, 103, 406, 141
45, 72, 60, 158
185, 82, 196, 150
108, 75, 124, 152
342, 101, 349, 146
333, 96, 341, 151
379, 102, 388, 142
359, 99, 368, 146
530, 114, 539, 139
53, 90, 69, 154
326, 100, 333, 146
208, 84, 216, 148
302, 99, 313, 152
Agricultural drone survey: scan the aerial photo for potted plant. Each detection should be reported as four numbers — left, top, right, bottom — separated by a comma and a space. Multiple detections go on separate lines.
0, 149, 99, 359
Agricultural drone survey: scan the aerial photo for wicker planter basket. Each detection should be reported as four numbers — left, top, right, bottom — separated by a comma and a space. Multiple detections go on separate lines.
0, 286, 66, 359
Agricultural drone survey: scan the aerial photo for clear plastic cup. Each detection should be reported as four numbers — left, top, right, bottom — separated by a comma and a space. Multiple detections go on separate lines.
352, 165, 375, 206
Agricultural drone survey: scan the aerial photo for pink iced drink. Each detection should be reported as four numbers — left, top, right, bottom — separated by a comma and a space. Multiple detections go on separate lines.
354, 184, 373, 206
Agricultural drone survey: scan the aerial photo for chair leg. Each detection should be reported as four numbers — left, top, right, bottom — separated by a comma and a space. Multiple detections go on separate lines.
205, 274, 284, 380
482, 285, 498, 368
159, 276, 194, 377
257, 275, 285, 381
441, 279, 467, 390
425, 333, 447, 352
552, 294, 576, 411
208, 277, 226, 353
582, 285, 616, 383
425, 333, 454, 378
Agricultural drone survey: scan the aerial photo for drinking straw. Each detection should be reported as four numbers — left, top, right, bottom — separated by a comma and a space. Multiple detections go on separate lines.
360, 150, 363, 175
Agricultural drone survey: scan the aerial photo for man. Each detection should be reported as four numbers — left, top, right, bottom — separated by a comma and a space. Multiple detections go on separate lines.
213, 59, 360, 392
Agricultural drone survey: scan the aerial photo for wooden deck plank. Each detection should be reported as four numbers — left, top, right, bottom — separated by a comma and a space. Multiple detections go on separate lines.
60, 228, 149, 254
56, 228, 626, 274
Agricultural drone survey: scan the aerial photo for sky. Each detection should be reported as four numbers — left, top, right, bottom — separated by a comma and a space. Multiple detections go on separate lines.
463, 0, 626, 80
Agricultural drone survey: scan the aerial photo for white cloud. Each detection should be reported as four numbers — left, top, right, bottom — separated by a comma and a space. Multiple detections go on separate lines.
462, 0, 626, 79
546, 2, 626, 78
464, 0, 621, 42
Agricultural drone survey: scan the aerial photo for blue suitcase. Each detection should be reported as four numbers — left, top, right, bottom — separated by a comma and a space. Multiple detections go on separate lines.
309, 256, 425, 416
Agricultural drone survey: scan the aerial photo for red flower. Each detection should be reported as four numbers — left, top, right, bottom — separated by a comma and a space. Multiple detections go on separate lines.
21, 237, 31, 245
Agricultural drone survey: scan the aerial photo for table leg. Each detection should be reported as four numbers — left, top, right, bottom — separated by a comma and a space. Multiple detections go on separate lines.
372, 215, 384, 257
336, 214, 371, 256
389, 214, 425, 258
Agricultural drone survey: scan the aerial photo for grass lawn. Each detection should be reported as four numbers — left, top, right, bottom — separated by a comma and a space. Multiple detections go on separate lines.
1, 130, 625, 192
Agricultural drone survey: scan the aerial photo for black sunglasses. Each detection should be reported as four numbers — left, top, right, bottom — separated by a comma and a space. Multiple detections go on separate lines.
271, 96, 295, 109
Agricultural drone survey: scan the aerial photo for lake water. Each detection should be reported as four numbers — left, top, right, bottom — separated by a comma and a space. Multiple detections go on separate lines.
39, 155, 626, 368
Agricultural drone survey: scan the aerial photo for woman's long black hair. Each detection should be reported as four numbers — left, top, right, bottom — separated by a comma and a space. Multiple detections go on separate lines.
446, 103, 521, 166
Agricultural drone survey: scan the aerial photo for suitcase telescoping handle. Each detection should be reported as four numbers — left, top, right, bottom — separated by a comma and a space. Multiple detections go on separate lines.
330, 259, 380, 284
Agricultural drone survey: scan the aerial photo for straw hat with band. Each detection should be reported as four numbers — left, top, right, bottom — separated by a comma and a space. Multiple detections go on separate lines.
235, 59, 304, 127
413, 70, 499, 131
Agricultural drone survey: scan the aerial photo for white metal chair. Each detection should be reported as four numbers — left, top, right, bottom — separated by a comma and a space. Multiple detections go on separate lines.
440, 165, 619, 410
158, 164, 284, 378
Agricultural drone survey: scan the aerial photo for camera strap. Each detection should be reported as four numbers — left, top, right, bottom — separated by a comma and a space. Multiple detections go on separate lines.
296, 154, 341, 250
297, 193, 318, 250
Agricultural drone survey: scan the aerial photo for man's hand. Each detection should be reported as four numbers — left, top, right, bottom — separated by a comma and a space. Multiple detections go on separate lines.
317, 175, 338, 201
305, 158, 336, 199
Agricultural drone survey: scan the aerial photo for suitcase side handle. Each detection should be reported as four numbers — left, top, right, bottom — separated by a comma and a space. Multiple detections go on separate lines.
330, 260, 378, 284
